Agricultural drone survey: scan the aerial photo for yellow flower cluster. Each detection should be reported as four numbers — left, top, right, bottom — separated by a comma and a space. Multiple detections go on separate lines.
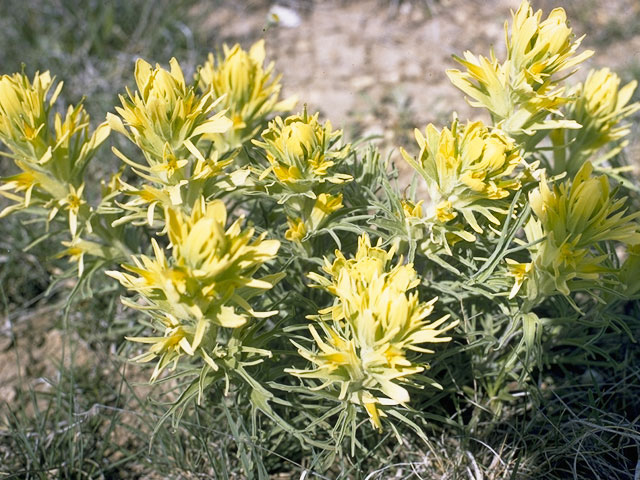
198, 40, 296, 151
551, 68, 640, 176
254, 110, 352, 191
107, 58, 234, 225
508, 162, 640, 301
401, 199, 424, 220
288, 235, 457, 430
447, 1, 592, 136
107, 198, 281, 379
0, 71, 57, 160
401, 119, 525, 245
0, 71, 109, 236
109, 58, 231, 161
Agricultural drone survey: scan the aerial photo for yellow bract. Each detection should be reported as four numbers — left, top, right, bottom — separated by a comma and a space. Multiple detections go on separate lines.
285, 193, 344, 244
109, 58, 232, 161
0, 71, 56, 160
198, 40, 296, 150
0, 71, 109, 237
309, 193, 343, 230
507, 2, 589, 83
107, 198, 281, 379
285, 217, 307, 242
447, 0, 592, 136
289, 235, 457, 430
508, 162, 640, 301
551, 68, 640, 176
108, 57, 236, 225
401, 119, 525, 244
401, 199, 423, 219
578, 69, 637, 126
254, 111, 352, 191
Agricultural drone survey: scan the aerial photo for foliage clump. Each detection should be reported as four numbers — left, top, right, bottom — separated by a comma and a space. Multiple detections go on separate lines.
1, 1, 639, 477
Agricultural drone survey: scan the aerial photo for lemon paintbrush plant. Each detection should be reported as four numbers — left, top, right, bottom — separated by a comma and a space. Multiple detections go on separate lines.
550, 67, 640, 177
447, 0, 593, 148
1, 1, 640, 468
289, 234, 458, 431
400, 118, 530, 250
507, 161, 640, 306
198, 39, 297, 153
253, 108, 354, 251
107, 57, 235, 227
107, 198, 282, 386
0, 71, 109, 235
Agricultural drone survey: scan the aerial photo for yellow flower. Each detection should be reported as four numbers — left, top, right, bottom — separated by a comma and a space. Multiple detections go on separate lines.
51, 104, 110, 181
435, 200, 456, 223
148, 149, 189, 183
507, 2, 590, 83
125, 313, 205, 381
508, 162, 640, 301
191, 151, 235, 182
0, 166, 43, 216
551, 68, 640, 176
446, 0, 592, 136
113, 179, 185, 227
309, 193, 343, 230
401, 119, 525, 244
198, 40, 297, 150
0, 71, 58, 160
0, 72, 109, 222
505, 259, 533, 299
289, 235, 457, 430
285, 217, 307, 242
108, 57, 232, 176
106, 198, 282, 378
578, 69, 637, 126
58, 184, 86, 237
401, 199, 423, 219
107, 58, 239, 226
254, 110, 352, 191
57, 238, 113, 277
284, 193, 344, 246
